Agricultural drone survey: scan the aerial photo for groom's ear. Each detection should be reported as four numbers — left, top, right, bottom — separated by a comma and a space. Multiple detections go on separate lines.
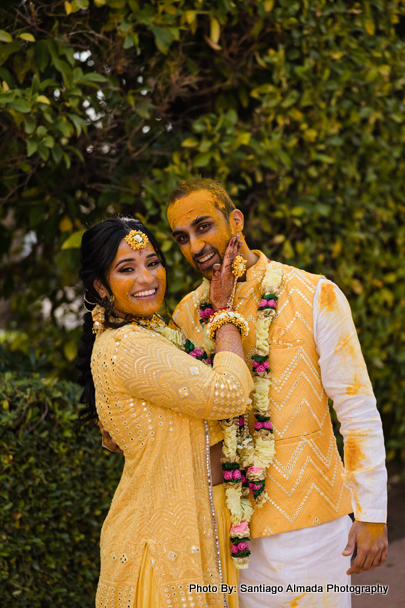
230, 209, 244, 234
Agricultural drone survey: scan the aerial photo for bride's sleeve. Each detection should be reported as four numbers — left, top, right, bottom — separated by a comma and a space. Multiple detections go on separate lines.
115, 326, 253, 420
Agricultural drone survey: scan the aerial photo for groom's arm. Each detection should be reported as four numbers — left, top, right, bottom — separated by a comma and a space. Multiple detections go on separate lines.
313, 278, 388, 574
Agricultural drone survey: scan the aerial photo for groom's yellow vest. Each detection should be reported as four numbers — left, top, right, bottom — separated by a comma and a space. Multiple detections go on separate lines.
173, 251, 352, 537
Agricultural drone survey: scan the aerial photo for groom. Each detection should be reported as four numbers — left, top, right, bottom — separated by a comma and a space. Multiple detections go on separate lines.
165, 177, 388, 608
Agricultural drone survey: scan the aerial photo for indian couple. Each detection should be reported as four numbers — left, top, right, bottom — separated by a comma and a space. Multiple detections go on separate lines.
77, 177, 388, 608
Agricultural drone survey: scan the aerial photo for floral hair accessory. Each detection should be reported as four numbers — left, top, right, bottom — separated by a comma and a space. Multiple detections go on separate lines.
232, 255, 247, 279
125, 230, 149, 250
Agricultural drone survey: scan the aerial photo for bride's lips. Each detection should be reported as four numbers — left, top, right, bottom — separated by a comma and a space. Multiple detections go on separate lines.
131, 287, 158, 300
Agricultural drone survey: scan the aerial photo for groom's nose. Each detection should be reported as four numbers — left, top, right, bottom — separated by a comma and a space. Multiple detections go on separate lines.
189, 235, 205, 256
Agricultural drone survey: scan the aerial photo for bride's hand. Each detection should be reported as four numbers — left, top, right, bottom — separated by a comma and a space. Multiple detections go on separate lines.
209, 237, 242, 309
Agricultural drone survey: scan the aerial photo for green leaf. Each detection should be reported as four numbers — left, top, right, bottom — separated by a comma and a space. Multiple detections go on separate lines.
0, 30, 12, 43
52, 144, 63, 164
193, 152, 212, 167
123, 34, 134, 49
75, 0, 89, 8
150, 27, 173, 54
79, 72, 107, 83
181, 138, 199, 148
26, 139, 38, 157
18, 33, 36, 42
38, 144, 50, 161
34, 40, 49, 72
8, 99, 31, 113
23, 116, 36, 134
69, 114, 87, 136
61, 230, 85, 249
36, 95, 51, 105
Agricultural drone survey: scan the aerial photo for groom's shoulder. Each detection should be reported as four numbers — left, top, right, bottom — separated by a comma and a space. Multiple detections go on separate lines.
173, 284, 204, 323
277, 261, 323, 289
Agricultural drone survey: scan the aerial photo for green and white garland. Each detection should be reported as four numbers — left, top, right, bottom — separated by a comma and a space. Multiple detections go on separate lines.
198, 261, 283, 568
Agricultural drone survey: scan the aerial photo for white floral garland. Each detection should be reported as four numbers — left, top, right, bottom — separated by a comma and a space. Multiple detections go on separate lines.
198, 261, 283, 568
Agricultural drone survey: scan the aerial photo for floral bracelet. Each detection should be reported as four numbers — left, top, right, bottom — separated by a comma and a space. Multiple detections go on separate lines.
207, 310, 249, 342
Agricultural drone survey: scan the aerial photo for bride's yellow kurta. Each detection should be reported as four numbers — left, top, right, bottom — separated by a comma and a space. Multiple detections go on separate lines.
91, 324, 253, 608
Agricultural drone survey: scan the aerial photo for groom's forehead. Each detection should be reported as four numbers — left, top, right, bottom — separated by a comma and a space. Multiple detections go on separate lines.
167, 190, 226, 230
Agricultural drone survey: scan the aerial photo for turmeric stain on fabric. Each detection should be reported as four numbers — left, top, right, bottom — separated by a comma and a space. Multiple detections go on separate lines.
345, 432, 366, 472
359, 522, 386, 543
290, 593, 307, 607
318, 282, 337, 312
333, 332, 355, 358
346, 375, 364, 396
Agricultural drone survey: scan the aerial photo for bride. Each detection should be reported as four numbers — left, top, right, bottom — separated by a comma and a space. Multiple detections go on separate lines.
76, 217, 253, 608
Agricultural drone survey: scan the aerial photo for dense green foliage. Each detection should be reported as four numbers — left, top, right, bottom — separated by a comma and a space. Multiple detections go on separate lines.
0, 362, 123, 606
0, 0, 404, 462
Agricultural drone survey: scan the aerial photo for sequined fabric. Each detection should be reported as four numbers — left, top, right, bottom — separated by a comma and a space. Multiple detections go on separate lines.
173, 252, 352, 538
91, 324, 253, 608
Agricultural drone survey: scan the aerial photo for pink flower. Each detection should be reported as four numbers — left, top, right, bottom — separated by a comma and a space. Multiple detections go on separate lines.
254, 421, 263, 430
232, 469, 242, 480
238, 541, 249, 552
193, 348, 203, 357
263, 360, 270, 369
241, 474, 247, 484
263, 421, 273, 430
204, 307, 213, 317
268, 299, 277, 308
205, 358, 212, 365
259, 299, 268, 307
252, 360, 260, 368
231, 544, 239, 554
189, 351, 198, 358
223, 471, 233, 481
239, 416, 245, 426
230, 521, 248, 534
250, 483, 262, 491
199, 310, 205, 318
256, 364, 266, 373
247, 466, 263, 475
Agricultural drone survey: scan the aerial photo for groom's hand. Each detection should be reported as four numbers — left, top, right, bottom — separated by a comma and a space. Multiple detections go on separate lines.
343, 521, 387, 574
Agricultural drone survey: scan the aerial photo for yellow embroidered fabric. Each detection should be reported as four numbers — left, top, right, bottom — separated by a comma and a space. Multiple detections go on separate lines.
133, 485, 239, 608
173, 251, 352, 538
91, 324, 253, 608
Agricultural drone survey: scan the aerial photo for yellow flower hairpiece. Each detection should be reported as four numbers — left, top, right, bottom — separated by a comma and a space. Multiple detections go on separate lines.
125, 230, 149, 250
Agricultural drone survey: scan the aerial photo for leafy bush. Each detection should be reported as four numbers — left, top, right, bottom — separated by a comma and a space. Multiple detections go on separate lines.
0, 2, 404, 461
0, 371, 123, 607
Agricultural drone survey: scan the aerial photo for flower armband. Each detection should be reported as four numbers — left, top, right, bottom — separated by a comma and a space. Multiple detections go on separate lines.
207, 310, 249, 342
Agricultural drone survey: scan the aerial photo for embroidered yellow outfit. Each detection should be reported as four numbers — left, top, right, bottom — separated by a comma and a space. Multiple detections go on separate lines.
91, 324, 253, 608
173, 252, 353, 537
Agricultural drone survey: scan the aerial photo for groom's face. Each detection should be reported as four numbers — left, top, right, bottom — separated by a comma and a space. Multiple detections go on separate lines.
167, 190, 234, 279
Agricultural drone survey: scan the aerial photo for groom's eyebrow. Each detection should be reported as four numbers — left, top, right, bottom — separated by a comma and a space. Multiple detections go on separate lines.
172, 215, 211, 237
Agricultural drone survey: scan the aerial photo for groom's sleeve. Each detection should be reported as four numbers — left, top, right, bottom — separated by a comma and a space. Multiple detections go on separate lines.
313, 278, 387, 524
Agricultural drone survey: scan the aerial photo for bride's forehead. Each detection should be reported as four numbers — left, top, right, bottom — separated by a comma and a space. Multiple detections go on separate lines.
114, 239, 156, 259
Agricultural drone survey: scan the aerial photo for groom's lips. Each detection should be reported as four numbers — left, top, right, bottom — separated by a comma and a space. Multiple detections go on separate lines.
195, 250, 218, 269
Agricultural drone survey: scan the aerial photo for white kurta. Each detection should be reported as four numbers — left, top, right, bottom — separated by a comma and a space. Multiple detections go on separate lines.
239, 279, 387, 608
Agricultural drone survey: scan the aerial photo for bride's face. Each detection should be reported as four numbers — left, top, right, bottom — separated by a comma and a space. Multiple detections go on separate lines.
105, 238, 166, 318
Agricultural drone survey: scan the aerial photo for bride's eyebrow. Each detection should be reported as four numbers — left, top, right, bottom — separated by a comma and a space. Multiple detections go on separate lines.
114, 253, 158, 269
114, 257, 135, 269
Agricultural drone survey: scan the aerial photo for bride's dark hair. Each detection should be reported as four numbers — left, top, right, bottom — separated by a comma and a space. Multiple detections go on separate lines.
76, 217, 166, 426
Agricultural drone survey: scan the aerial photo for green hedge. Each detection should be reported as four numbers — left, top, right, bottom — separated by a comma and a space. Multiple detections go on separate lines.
0, 371, 123, 607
